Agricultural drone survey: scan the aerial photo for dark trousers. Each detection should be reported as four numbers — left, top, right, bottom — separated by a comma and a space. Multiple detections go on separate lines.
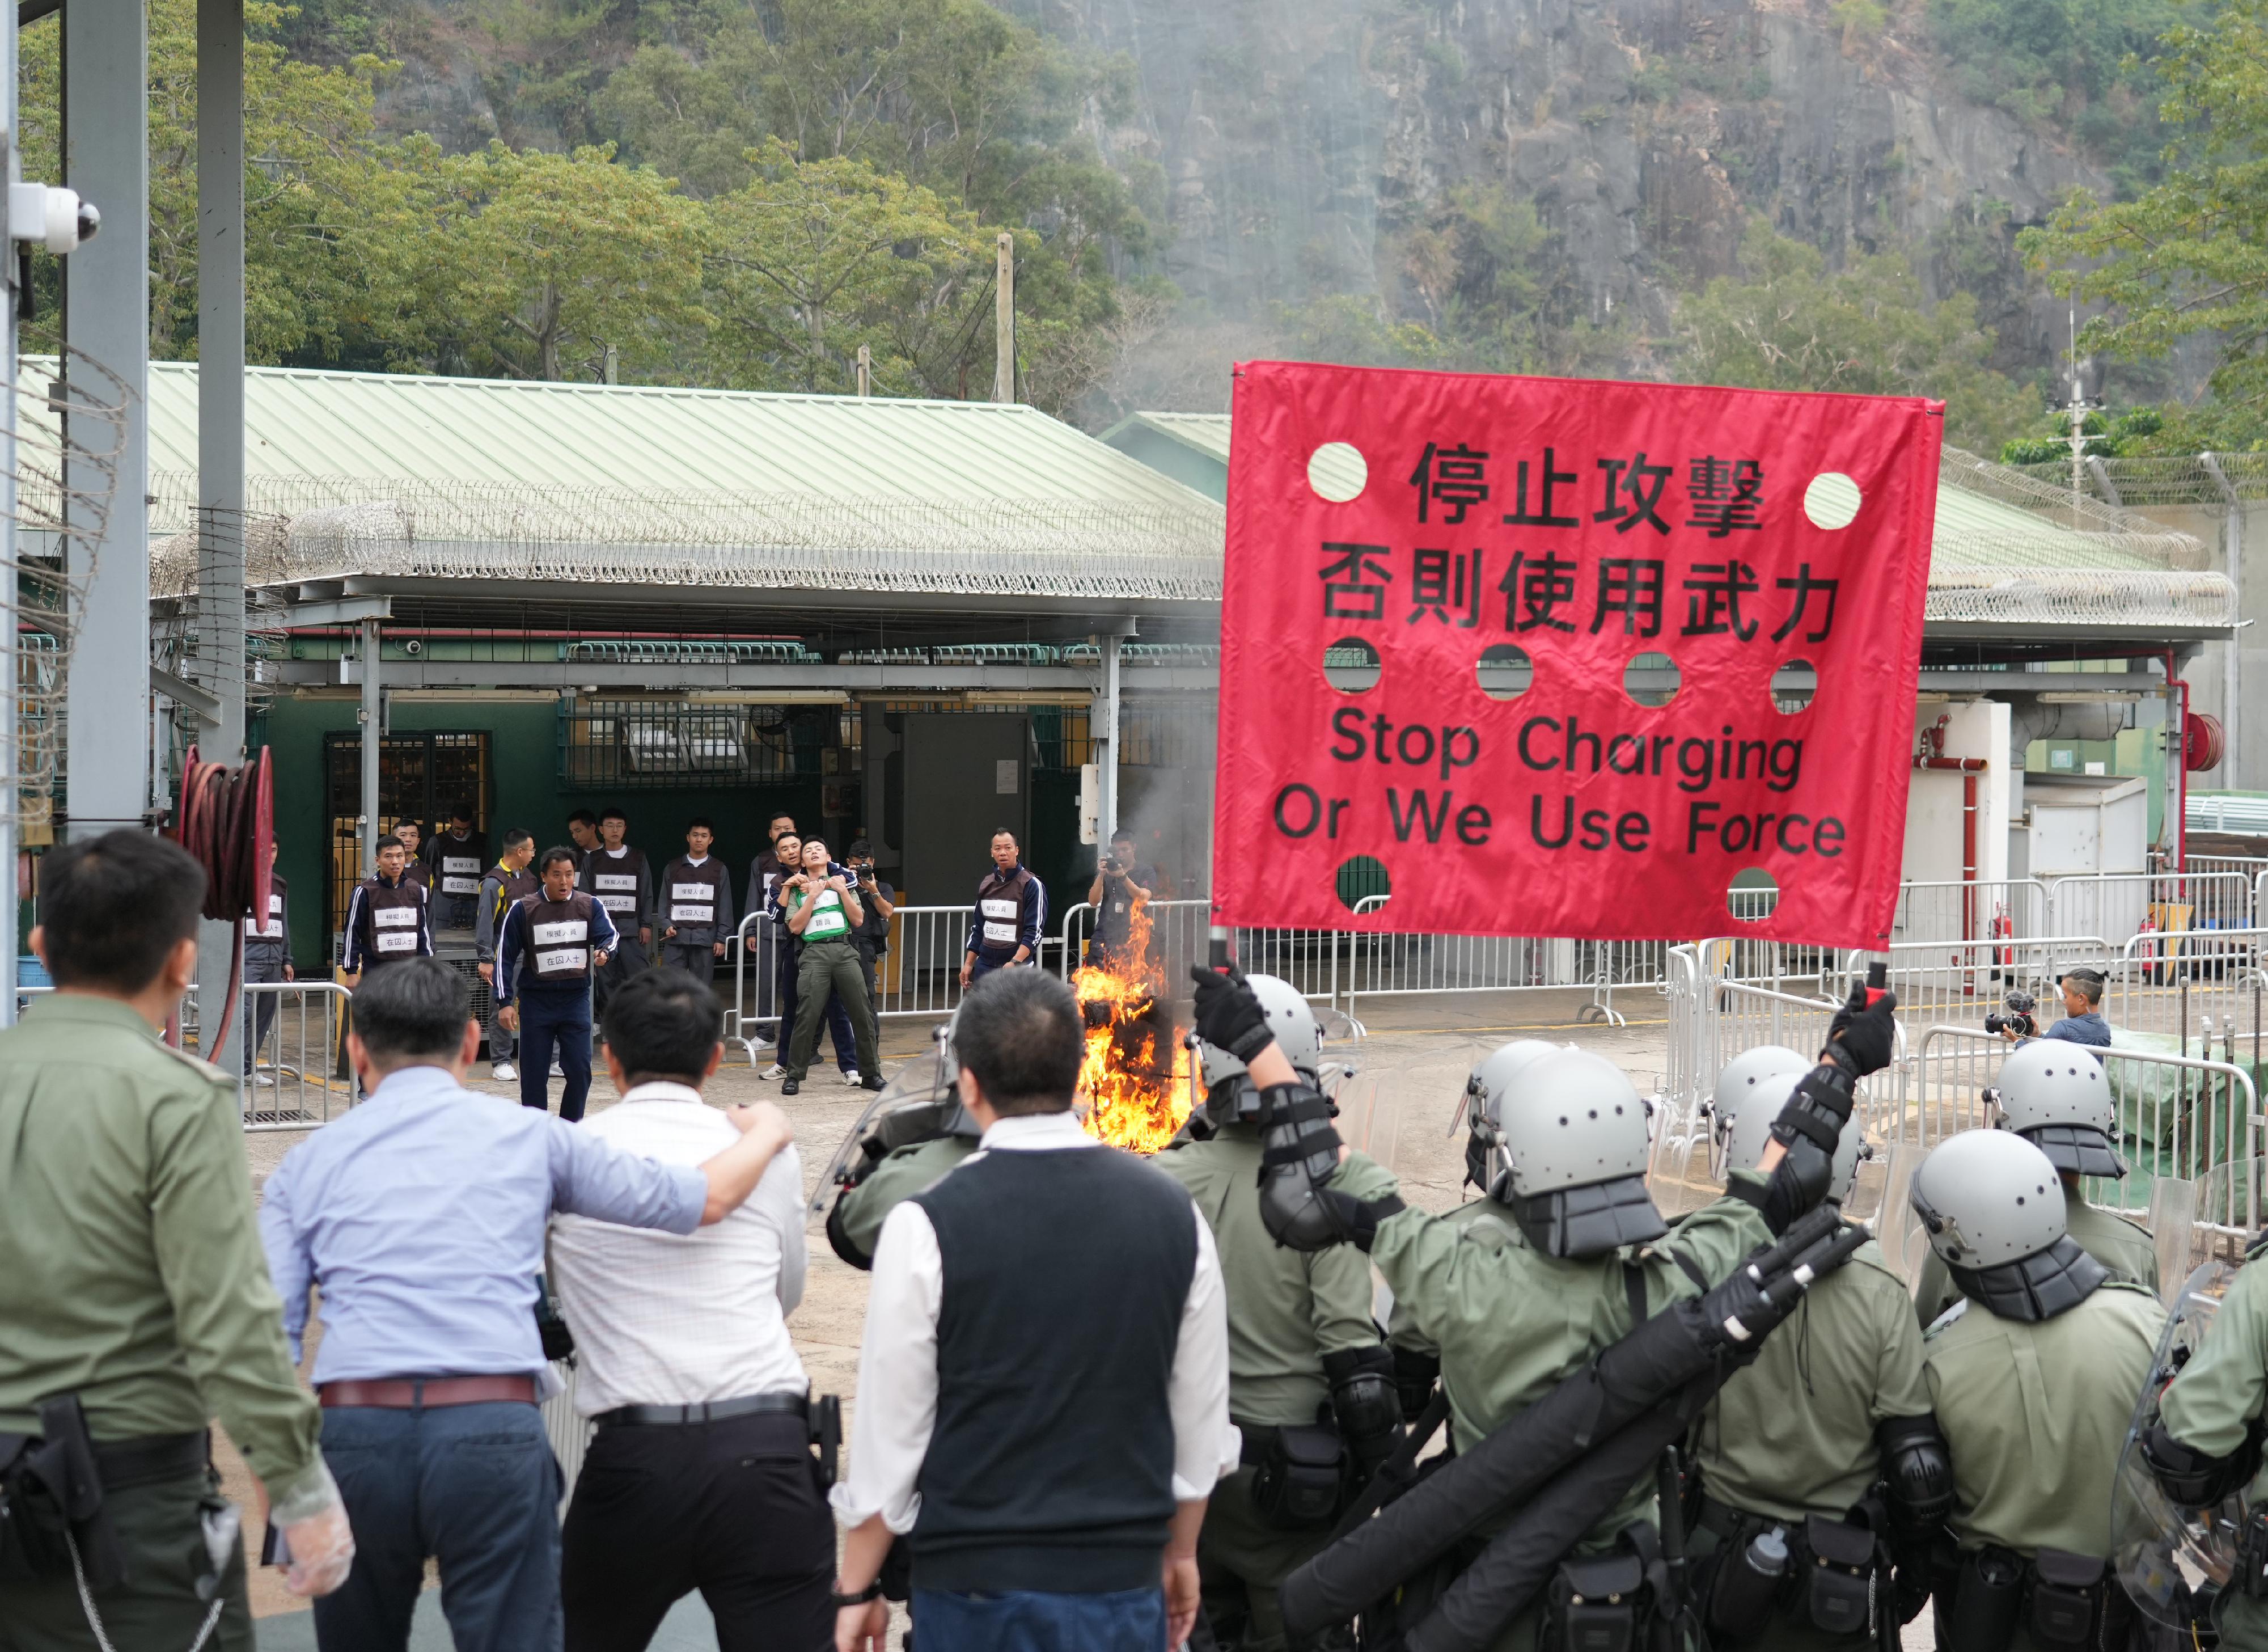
0, 1468, 252, 1652
969, 952, 1028, 985
774, 945, 858, 1072
785, 937, 881, 1083
314, 1401, 561, 1652
517, 985, 594, 1122
659, 939, 718, 986
593, 929, 649, 1025
561, 1413, 831, 1652
911, 1586, 1166, 1652
243, 952, 287, 1075
855, 938, 884, 1005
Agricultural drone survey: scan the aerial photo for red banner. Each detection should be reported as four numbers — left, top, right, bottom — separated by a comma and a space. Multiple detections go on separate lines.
1212, 362, 1940, 947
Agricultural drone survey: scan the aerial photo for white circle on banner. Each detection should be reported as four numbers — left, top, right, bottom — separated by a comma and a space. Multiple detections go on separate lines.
1309, 443, 1367, 502
1804, 472, 1861, 529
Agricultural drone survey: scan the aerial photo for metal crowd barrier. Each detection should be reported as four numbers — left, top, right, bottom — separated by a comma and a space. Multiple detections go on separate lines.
1829, 936, 2113, 1030
2106, 925, 2267, 1045
1887, 878, 2049, 946
2046, 871, 2254, 945
541, 1360, 591, 1510
725, 904, 978, 1063
1907, 1025, 2260, 1223
1341, 895, 1660, 1026
238, 981, 356, 1130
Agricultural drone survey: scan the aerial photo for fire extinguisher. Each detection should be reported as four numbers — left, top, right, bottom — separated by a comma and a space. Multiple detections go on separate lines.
1990, 902, 2013, 970
2136, 905, 2159, 985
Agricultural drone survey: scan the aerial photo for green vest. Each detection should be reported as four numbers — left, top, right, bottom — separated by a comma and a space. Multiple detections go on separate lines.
792, 884, 852, 941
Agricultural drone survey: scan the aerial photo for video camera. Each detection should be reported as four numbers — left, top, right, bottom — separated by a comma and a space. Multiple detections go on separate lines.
1983, 990, 2038, 1038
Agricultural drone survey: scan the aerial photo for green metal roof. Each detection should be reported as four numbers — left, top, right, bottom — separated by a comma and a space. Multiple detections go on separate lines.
122, 362, 1217, 507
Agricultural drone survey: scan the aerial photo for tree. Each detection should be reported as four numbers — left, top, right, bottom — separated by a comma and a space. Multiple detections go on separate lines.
1677, 220, 2038, 453
421, 142, 707, 382
2024, 0, 2268, 422
703, 140, 990, 395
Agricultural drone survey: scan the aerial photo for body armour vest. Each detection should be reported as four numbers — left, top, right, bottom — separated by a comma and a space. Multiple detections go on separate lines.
361, 879, 425, 963
431, 832, 488, 898
521, 891, 601, 983
585, 849, 647, 919
244, 875, 287, 944
662, 857, 730, 935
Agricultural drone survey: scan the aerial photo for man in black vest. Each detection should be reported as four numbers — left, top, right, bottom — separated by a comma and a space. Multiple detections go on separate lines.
424, 801, 487, 932
958, 829, 1045, 989
496, 848, 618, 1122
654, 817, 735, 988
475, 829, 539, 1082
243, 838, 294, 1084
342, 836, 432, 983
830, 968, 1230, 1652
579, 805, 651, 1024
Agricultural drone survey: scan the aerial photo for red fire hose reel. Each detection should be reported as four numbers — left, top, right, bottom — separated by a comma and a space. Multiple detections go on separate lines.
168, 745, 273, 1059
2185, 711, 2225, 774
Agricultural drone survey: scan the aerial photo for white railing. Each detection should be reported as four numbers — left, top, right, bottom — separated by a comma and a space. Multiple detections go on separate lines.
1831, 936, 2114, 1032
2108, 926, 2267, 1045
2046, 871, 2254, 945
1909, 1025, 2259, 1220
1888, 878, 2051, 946
1059, 898, 1215, 984
238, 981, 356, 1131
1341, 895, 1665, 1026
726, 905, 979, 1063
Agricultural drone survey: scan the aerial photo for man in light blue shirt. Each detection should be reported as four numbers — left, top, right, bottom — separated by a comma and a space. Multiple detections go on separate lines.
257, 958, 793, 1652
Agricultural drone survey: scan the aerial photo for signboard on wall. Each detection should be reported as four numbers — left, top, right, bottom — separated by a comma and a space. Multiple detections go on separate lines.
1211, 361, 1940, 947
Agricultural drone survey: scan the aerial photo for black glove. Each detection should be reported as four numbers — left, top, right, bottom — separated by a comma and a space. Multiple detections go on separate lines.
1189, 961, 1273, 1063
1894, 1561, 1933, 1626
1822, 981, 1898, 1078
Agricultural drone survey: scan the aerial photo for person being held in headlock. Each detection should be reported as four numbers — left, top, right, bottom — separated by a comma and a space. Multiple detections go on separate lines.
1682, 1057, 1948, 1652
1909, 1130, 2163, 1652
1194, 958, 1902, 1652
653, 817, 735, 988
756, 831, 862, 1089
1153, 974, 1397, 1652
1910, 1039, 2156, 1328
476, 827, 541, 1084
778, 835, 883, 1098
0, 831, 355, 1652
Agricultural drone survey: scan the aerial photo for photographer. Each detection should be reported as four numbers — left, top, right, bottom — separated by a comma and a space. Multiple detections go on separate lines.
1995, 967, 2112, 1049
845, 839, 896, 1007
1085, 830, 1158, 977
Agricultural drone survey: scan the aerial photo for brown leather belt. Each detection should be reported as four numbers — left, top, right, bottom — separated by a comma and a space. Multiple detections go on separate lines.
318, 1376, 538, 1409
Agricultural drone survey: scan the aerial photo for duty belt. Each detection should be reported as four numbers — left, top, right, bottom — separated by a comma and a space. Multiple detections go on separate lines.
595, 1392, 809, 1429
89, 1430, 209, 1490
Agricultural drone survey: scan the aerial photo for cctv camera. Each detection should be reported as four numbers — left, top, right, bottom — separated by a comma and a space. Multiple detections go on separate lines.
9, 184, 99, 255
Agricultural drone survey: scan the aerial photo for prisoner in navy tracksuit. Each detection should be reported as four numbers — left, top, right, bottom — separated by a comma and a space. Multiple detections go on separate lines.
496, 888, 619, 1122
242, 873, 290, 1077
653, 852, 735, 987
964, 864, 1046, 982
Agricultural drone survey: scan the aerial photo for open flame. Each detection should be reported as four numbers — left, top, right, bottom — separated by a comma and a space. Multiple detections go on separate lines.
1074, 895, 1194, 1154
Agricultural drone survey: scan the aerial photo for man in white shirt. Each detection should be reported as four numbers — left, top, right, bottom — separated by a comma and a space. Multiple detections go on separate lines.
550, 966, 831, 1651
831, 968, 1234, 1652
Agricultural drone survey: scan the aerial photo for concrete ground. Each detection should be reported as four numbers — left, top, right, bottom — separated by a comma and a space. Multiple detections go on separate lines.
230, 987, 1927, 1650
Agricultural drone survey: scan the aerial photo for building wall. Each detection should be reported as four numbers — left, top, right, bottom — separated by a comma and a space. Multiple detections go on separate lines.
2125, 498, 2265, 793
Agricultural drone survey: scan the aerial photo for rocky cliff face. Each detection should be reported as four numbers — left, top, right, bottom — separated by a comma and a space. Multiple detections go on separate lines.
1048, 0, 2102, 387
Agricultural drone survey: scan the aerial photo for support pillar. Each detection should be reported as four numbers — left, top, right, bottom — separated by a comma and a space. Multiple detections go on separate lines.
2202, 454, 2243, 791
2, 0, 18, 1023
195, 0, 246, 1074
1090, 619, 1135, 855
359, 618, 381, 872
61, 2, 150, 840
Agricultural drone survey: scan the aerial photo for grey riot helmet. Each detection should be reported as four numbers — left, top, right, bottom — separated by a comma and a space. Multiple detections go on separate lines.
1458, 1040, 1564, 1191
1991, 1041, 2122, 1178
1199, 973, 1323, 1123
1490, 1047, 1665, 1259
1909, 1130, 2106, 1322
1721, 1066, 1867, 1203
1712, 1045, 1809, 1130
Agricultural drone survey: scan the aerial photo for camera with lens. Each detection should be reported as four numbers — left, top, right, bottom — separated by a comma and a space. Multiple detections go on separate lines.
1983, 990, 2038, 1038
1098, 855, 1120, 875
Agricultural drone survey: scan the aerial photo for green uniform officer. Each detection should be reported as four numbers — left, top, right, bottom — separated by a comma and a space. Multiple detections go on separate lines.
1913, 1040, 2156, 1325
1156, 974, 1394, 1652
0, 831, 355, 1651
2143, 1250, 2268, 1650
1208, 962, 1899, 1652
1911, 1130, 2163, 1652
829, 1135, 978, 1268
1691, 1066, 1948, 1652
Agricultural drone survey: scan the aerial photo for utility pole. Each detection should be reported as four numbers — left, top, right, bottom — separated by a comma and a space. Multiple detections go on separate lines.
993, 231, 1015, 404
856, 344, 871, 398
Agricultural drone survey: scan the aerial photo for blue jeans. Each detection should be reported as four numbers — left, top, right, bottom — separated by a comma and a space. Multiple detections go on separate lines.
911, 1586, 1166, 1652
516, 985, 593, 1121
314, 1400, 562, 1652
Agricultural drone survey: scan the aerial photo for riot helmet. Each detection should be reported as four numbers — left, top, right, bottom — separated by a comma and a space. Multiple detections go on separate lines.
1198, 973, 1323, 1124
1457, 1040, 1564, 1190
1490, 1047, 1666, 1259
1909, 1129, 2106, 1322
1721, 1065, 1867, 1203
1991, 1041, 2122, 1177
1712, 1045, 1809, 1130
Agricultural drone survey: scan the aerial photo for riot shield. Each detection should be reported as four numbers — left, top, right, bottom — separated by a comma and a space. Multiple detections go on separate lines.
803, 1049, 955, 1221
2110, 1251, 2244, 1630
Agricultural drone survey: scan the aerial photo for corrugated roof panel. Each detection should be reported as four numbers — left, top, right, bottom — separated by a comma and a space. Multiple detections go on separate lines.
91, 362, 1218, 508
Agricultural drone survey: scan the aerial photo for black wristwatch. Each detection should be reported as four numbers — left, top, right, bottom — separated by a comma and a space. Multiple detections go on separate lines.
830, 1579, 884, 1609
